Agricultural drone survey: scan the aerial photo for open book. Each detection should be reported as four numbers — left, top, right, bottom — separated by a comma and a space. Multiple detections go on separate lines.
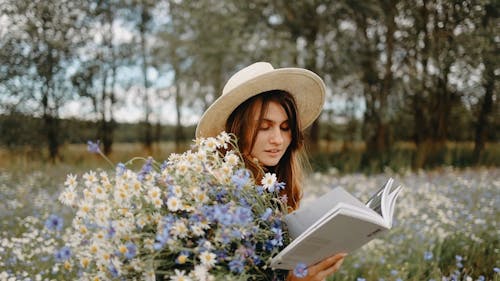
270, 178, 403, 270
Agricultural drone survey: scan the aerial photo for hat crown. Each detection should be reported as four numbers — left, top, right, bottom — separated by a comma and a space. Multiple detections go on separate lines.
222, 62, 274, 96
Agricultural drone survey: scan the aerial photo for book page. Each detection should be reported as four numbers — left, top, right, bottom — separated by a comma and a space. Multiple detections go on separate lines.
365, 178, 394, 216
386, 184, 403, 225
271, 206, 389, 270
285, 187, 370, 239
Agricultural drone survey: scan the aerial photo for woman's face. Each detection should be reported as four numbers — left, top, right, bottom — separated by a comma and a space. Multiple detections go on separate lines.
250, 101, 292, 167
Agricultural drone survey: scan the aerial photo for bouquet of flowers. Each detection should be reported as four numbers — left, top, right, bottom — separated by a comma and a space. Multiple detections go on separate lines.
56, 132, 290, 281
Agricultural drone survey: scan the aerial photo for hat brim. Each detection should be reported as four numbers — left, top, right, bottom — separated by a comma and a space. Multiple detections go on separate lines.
196, 67, 325, 138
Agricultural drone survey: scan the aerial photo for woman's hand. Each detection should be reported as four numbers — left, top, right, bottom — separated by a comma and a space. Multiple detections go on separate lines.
287, 253, 347, 281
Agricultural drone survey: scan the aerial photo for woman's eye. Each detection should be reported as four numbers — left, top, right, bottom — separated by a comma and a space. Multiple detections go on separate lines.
259, 124, 270, 130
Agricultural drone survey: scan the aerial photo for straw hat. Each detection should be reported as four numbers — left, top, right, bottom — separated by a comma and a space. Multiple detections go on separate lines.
195, 62, 326, 138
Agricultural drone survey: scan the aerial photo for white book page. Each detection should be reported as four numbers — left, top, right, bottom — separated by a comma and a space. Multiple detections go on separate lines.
295, 203, 387, 242
285, 187, 369, 239
386, 184, 403, 226
271, 205, 390, 270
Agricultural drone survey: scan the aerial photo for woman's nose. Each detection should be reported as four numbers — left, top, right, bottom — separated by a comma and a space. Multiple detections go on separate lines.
269, 127, 284, 144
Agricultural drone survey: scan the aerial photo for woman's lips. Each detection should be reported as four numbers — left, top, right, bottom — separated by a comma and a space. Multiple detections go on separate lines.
265, 149, 281, 157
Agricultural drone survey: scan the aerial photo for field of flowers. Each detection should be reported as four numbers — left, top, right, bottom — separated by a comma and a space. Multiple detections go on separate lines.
1, 164, 499, 281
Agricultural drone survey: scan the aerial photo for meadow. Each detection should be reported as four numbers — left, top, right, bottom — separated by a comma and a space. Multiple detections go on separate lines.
0, 144, 499, 281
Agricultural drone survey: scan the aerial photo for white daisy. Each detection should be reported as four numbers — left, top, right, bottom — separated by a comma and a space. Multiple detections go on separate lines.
192, 264, 209, 280
59, 188, 77, 206
83, 171, 98, 187
224, 152, 240, 166
172, 220, 188, 238
172, 185, 183, 197
167, 196, 182, 212
147, 186, 162, 200
64, 174, 78, 188
170, 269, 192, 281
199, 251, 216, 268
190, 224, 205, 237
261, 173, 277, 191
217, 131, 231, 144
202, 137, 218, 152
76, 199, 93, 218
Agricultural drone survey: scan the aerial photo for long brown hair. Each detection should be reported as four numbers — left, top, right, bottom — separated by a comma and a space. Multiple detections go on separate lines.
225, 90, 306, 210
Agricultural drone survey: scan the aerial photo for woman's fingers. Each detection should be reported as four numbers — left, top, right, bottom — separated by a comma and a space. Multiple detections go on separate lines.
321, 253, 347, 269
309, 253, 347, 275
315, 257, 345, 281
288, 253, 348, 281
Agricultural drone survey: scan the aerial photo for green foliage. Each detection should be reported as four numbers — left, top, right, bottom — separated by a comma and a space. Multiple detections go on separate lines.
310, 142, 500, 174
0, 113, 196, 146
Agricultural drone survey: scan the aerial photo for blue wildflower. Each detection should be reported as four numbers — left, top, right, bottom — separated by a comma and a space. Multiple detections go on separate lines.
356, 278, 366, 281
424, 251, 433, 261
391, 269, 398, 276
160, 160, 168, 171
137, 157, 153, 181
87, 140, 101, 154
494, 267, 500, 273
108, 262, 119, 278
261, 208, 273, 221
214, 205, 233, 226
154, 226, 170, 250
256, 185, 264, 195
234, 206, 253, 225
274, 181, 286, 191
293, 262, 308, 278
125, 242, 137, 259
270, 227, 284, 246
229, 257, 245, 274
45, 214, 63, 232
219, 230, 232, 244
215, 249, 229, 261
478, 276, 485, 281
54, 246, 71, 262
231, 228, 242, 239
252, 254, 262, 265
116, 163, 126, 176
231, 169, 250, 189
106, 223, 116, 239
196, 239, 211, 252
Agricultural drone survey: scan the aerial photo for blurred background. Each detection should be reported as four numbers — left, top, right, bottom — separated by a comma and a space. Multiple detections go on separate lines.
0, 0, 498, 173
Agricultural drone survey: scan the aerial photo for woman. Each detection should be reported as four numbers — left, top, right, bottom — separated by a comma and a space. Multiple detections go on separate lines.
196, 62, 346, 281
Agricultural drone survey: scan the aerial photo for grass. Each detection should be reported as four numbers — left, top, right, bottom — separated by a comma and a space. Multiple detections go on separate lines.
0, 142, 499, 280
311, 141, 500, 174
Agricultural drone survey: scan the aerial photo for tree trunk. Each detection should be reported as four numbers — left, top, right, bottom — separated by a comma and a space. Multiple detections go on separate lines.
175, 90, 184, 153
473, 6, 497, 164
473, 64, 494, 163
140, 7, 152, 153
101, 7, 116, 156
41, 46, 60, 163
413, 0, 431, 170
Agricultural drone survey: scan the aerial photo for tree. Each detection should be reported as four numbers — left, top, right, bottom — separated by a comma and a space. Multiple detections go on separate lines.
0, 0, 89, 162
472, 1, 499, 163
399, 0, 478, 169
122, 0, 159, 153
71, 0, 122, 155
